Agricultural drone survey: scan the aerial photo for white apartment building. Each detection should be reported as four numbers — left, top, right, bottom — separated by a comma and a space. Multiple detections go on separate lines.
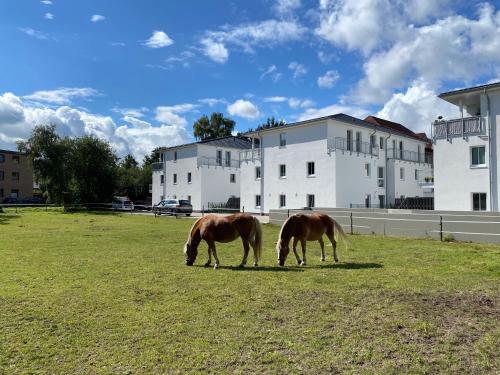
240, 114, 432, 214
433, 81, 500, 211
152, 137, 251, 210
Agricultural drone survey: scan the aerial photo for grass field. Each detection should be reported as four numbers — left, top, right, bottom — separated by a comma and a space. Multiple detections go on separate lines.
0, 209, 499, 374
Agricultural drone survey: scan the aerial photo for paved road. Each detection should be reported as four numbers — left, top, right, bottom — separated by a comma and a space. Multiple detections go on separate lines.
132, 211, 270, 224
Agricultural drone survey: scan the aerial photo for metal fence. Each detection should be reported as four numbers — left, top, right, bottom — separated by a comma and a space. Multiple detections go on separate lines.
269, 207, 500, 244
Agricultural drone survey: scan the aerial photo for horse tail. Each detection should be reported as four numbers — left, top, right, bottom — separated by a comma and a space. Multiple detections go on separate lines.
252, 216, 263, 262
332, 218, 349, 250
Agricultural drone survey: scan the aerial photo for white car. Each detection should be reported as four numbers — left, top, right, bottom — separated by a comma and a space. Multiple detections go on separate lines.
112, 196, 134, 211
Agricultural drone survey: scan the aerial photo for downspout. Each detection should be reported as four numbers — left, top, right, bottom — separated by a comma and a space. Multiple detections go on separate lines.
162, 151, 167, 200
484, 88, 494, 211
369, 129, 377, 208
258, 133, 264, 215
384, 133, 392, 208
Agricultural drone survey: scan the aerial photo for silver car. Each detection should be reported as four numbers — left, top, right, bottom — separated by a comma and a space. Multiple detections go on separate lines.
154, 199, 193, 216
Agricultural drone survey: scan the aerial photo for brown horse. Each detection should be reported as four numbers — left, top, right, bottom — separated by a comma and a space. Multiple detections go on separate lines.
276, 213, 347, 266
184, 213, 262, 269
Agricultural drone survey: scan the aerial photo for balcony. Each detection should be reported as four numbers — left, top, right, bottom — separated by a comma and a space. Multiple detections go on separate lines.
197, 156, 240, 168
328, 137, 379, 156
152, 162, 163, 171
239, 149, 261, 162
387, 148, 426, 163
433, 116, 482, 139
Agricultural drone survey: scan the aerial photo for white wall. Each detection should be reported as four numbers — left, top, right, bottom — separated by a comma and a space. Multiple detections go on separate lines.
240, 158, 262, 213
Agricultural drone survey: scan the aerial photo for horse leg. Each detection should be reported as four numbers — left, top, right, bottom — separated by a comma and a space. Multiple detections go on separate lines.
327, 232, 338, 262
250, 239, 258, 267
300, 239, 307, 266
239, 239, 250, 268
292, 237, 301, 265
207, 240, 220, 269
319, 237, 326, 262
204, 247, 212, 267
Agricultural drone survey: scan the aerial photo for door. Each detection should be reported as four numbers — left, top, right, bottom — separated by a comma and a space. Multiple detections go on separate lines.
378, 195, 385, 209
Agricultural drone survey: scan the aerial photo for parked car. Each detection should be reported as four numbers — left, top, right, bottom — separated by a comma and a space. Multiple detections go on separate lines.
154, 199, 192, 216
134, 200, 152, 211
112, 196, 134, 211
2, 197, 18, 204
20, 197, 45, 204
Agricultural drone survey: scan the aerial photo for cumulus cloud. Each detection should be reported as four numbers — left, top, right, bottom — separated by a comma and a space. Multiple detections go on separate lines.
90, 14, 106, 22
288, 61, 307, 79
273, 0, 302, 16
288, 97, 315, 109
0, 92, 190, 159
317, 70, 339, 88
263, 96, 288, 103
44, 12, 54, 20
155, 103, 198, 127
198, 98, 228, 107
227, 99, 260, 119
297, 103, 369, 122
143, 30, 174, 48
24, 87, 100, 105
19, 27, 48, 40
200, 38, 229, 63
41, 0, 52, 4
111, 107, 148, 118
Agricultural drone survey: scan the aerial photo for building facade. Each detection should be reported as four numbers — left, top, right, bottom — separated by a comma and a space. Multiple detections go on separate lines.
0, 149, 33, 201
152, 137, 251, 210
433, 82, 500, 211
240, 114, 432, 214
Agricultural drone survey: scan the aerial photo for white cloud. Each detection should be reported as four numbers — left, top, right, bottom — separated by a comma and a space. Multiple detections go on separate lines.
297, 103, 369, 122
41, 0, 52, 4
377, 80, 459, 134
0, 92, 190, 159
288, 61, 307, 79
143, 30, 174, 48
227, 99, 260, 119
317, 70, 339, 88
111, 107, 148, 118
111, 42, 126, 47
317, 51, 334, 64
90, 14, 106, 23
24, 87, 100, 105
264, 96, 288, 103
273, 0, 302, 16
288, 97, 315, 109
198, 98, 227, 107
44, 12, 54, 20
19, 27, 48, 40
155, 103, 198, 127
200, 38, 229, 63
260, 65, 282, 82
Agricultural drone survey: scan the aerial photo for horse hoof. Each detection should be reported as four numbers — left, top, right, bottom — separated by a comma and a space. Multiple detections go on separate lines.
204, 262, 211, 267
214, 264, 219, 270
253, 263, 258, 267
297, 259, 302, 265
238, 263, 245, 268
300, 261, 306, 266
321, 258, 326, 262
334, 259, 339, 263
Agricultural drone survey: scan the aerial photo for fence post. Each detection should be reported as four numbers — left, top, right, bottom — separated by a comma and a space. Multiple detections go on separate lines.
202, 206, 204, 217
242, 206, 244, 213
439, 215, 443, 241
287, 209, 290, 218
350, 212, 353, 235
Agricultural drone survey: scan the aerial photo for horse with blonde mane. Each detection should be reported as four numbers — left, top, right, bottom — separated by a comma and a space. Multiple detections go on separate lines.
184, 213, 262, 269
276, 212, 347, 266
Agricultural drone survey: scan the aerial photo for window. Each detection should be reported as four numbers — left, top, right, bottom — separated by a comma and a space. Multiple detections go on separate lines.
279, 194, 286, 208
365, 194, 371, 208
379, 136, 384, 150
414, 169, 418, 181
356, 131, 362, 152
400, 167, 405, 180
370, 134, 376, 153
173, 151, 177, 162
11, 189, 19, 198
346, 130, 352, 151
12, 155, 20, 164
187, 195, 192, 203
12, 172, 19, 181
378, 195, 385, 209
230, 173, 236, 183
471, 146, 486, 167
216, 150, 222, 166
307, 162, 315, 176
365, 163, 371, 177
377, 167, 384, 187
279, 133, 287, 147
399, 141, 404, 159
418, 145, 422, 162
255, 195, 261, 208
0, 154, 4, 163
160, 174, 164, 184
279, 164, 286, 178
307, 194, 315, 208
472, 193, 487, 211
187, 172, 192, 183
173, 173, 177, 184
255, 166, 261, 179
160, 152, 164, 162
225, 151, 231, 167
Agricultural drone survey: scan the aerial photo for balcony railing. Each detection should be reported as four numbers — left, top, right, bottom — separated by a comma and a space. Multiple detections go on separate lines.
197, 156, 240, 168
239, 149, 261, 162
433, 116, 482, 139
328, 137, 379, 156
387, 148, 427, 163
152, 162, 163, 171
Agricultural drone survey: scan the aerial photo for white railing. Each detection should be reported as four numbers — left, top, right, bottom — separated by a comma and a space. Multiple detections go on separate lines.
239, 149, 261, 162
197, 156, 240, 168
433, 116, 482, 139
387, 148, 426, 163
328, 137, 379, 156
152, 162, 163, 171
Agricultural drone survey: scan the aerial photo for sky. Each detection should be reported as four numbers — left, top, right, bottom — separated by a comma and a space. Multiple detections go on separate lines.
1, 0, 500, 160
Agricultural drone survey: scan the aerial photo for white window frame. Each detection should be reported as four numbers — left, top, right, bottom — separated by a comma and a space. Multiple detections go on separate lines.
470, 146, 486, 168
173, 173, 178, 185
307, 161, 315, 177
173, 151, 177, 162
160, 174, 164, 185
399, 167, 405, 181
230, 173, 236, 183
379, 136, 384, 150
307, 194, 315, 208
346, 130, 352, 151
216, 150, 222, 166
225, 151, 231, 167
279, 164, 286, 179
377, 167, 384, 188
364, 163, 371, 178
414, 169, 418, 181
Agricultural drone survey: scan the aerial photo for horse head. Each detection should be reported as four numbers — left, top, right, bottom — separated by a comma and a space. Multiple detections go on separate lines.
276, 238, 289, 266
184, 239, 198, 266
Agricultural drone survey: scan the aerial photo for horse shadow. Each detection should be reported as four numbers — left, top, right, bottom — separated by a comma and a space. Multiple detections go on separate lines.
194, 265, 305, 272
306, 262, 383, 270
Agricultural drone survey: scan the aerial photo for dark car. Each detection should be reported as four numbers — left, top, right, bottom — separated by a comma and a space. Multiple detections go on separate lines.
134, 200, 152, 211
2, 197, 19, 204
154, 199, 193, 216
20, 197, 45, 204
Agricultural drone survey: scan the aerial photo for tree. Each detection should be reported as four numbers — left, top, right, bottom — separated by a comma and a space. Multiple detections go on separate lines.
17, 125, 72, 204
121, 154, 138, 169
255, 116, 286, 131
193, 112, 235, 140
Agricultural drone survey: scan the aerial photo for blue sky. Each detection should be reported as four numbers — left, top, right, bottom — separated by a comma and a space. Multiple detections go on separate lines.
0, 0, 499, 159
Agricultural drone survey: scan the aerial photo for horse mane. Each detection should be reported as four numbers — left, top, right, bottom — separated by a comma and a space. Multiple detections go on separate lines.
279, 214, 298, 240
184, 216, 204, 253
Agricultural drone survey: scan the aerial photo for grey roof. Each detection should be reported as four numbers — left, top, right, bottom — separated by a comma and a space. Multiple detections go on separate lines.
439, 81, 500, 98
157, 136, 252, 152
0, 149, 26, 155
244, 113, 423, 141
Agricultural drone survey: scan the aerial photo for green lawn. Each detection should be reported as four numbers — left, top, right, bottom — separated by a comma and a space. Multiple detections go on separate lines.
0, 209, 498, 374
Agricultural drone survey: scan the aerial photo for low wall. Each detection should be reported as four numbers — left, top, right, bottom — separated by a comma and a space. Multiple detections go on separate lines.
269, 207, 500, 244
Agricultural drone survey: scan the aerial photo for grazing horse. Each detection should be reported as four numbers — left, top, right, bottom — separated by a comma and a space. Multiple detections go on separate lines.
276, 213, 347, 266
184, 213, 262, 269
